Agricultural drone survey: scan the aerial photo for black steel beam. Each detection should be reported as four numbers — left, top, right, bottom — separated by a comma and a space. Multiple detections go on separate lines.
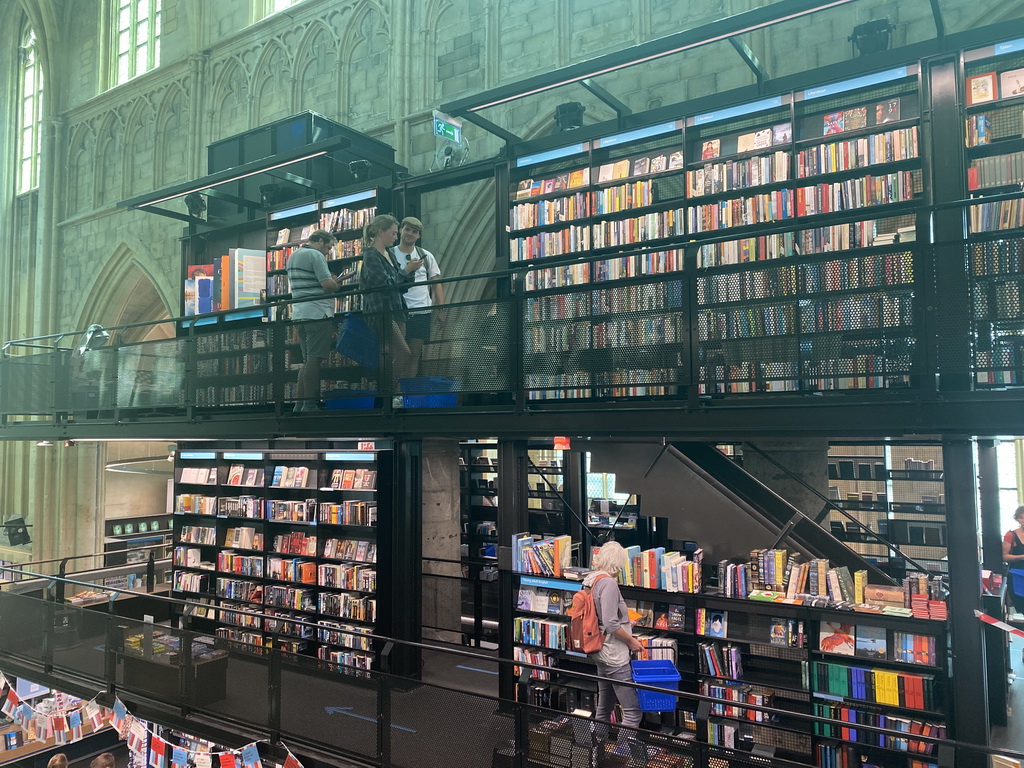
580, 78, 632, 120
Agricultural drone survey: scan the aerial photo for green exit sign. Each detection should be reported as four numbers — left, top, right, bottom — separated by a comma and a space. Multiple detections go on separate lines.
433, 115, 461, 143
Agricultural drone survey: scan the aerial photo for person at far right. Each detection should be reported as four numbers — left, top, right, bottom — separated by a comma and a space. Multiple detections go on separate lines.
1003, 504, 1024, 620
587, 540, 644, 743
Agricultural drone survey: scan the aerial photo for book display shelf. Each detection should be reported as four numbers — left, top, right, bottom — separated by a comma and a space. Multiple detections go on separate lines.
264, 187, 382, 317
963, 41, 1024, 386
193, 326, 277, 408
695, 68, 922, 395
827, 443, 947, 578
508, 531, 951, 768
171, 442, 393, 676
460, 441, 498, 564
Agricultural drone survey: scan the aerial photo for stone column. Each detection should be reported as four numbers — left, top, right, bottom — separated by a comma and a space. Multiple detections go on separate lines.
740, 439, 830, 520
420, 438, 463, 643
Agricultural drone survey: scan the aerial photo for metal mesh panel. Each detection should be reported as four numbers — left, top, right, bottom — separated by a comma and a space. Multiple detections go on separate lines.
524, 280, 685, 400
969, 238, 1024, 386
0, 593, 50, 663
193, 326, 277, 408
117, 339, 189, 409
418, 300, 514, 395
279, 656, 378, 758
389, 679, 515, 768
69, 347, 117, 412
0, 355, 56, 415
49, 603, 110, 681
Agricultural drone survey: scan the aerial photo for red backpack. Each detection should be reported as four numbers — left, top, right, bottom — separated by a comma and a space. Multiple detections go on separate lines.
567, 573, 610, 654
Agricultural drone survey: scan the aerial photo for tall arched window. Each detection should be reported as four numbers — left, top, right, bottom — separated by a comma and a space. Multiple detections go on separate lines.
113, 0, 162, 85
17, 24, 44, 194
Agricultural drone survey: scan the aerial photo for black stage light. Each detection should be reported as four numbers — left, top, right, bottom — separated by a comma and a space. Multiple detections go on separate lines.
849, 18, 893, 57
554, 102, 586, 132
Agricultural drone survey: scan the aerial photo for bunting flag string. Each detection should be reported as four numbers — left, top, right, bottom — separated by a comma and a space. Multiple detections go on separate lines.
0, 668, 304, 768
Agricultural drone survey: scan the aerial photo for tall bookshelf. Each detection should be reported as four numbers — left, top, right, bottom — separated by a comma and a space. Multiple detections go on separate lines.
827, 443, 947, 578
963, 42, 1024, 386
696, 68, 922, 395
171, 442, 394, 676
460, 441, 498, 564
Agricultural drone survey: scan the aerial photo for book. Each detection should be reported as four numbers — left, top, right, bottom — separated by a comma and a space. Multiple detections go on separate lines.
823, 111, 845, 135
227, 465, 243, 485
244, 468, 258, 486
341, 469, 356, 490
701, 139, 721, 160
772, 122, 792, 144
553, 173, 569, 191
632, 156, 651, 176
753, 128, 773, 149
819, 621, 854, 655
736, 132, 757, 153
855, 624, 887, 659
967, 72, 997, 106
275, 228, 291, 246
649, 154, 667, 173
876, 97, 901, 123
568, 168, 588, 188
611, 159, 631, 179
668, 150, 685, 170
542, 178, 556, 194
515, 179, 534, 199
769, 617, 791, 646
843, 106, 867, 131
598, 163, 615, 183
706, 610, 727, 637
1001, 67, 1024, 99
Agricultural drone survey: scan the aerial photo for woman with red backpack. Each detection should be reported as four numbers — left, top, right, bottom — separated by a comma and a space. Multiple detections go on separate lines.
585, 540, 644, 741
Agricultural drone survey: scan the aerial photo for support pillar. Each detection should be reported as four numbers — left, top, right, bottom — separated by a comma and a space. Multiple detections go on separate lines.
420, 438, 463, 644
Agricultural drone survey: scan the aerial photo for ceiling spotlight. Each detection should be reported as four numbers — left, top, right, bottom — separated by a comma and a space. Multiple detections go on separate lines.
183, 192, 207, 219
36, 440, 53, 448
554, 102, 586, 132
849, 18, 893, 56
349, 160, 371, 182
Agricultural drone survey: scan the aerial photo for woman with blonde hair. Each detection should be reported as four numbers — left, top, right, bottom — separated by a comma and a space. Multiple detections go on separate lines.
358, 214, 419, 393
47, 754, 69, 768
586, 540, 644, 740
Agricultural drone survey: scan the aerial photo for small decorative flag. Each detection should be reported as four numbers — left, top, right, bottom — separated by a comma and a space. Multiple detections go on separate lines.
193, 753, 211, 768
170, 747, 188, 768
240, 743, 262, 768
218, 752, 237, 768
68, 710, 84, 742
282, 751, 303, 768
84, 701, 106, 731
111, 698, 128, 731
126, 718, 148, 754
1, 688, 19, 716
12, 703, 30, 728
36, 713, 52, 742
53, 715, 69, 745
149, 735, 167, 768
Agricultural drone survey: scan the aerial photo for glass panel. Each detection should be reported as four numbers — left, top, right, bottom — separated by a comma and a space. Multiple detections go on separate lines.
118, 53, 130, 83
19, 161, 31, 192
22, 67, 34, 94
22, 98, 34, 127
935, 0, 1024, 35
138, 0, 150, 18
136, 19, 148, 47
119, 6, 131, 31
136, 43, 147, 75
118, 29, 130, 55
21, 128, 34, 159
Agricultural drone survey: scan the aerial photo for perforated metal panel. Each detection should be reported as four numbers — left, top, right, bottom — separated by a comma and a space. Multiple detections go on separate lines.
0, 354, 57, 415
192, 326, 277, 408
969, 237, 1024, 387
117, 338, 189, 408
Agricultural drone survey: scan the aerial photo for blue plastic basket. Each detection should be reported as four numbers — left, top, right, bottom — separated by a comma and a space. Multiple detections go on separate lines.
631, 659, 681, 712
398, 377, 458, 408
324, 390, 377, 410
1010, 569, 1024, 597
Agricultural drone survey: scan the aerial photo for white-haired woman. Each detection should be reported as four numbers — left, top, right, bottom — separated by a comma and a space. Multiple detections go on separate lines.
586, 540, 644, 739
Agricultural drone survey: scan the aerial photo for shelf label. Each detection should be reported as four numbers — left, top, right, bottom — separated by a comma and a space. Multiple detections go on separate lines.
693, 96, 784, 126
357, 441, 376, 451
516, 143, 588, 168
520, 575, 583, 592
178, 452, 216, 460
223, 452, 262, 460
268, 202, 318, 221
801, 66, 909, 101
593, 120, 681, 149
322, 188, 376, 208
996, 38, 1024, 56
325, 452, 369, 461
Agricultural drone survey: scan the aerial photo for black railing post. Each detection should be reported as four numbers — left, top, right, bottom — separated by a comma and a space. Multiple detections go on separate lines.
512, 272, 526, 412
379, 642, 393, 768
146, 551, 155, 593
268, 641, 282, 741
515, 669, 531, 768
56, 559, 68, 604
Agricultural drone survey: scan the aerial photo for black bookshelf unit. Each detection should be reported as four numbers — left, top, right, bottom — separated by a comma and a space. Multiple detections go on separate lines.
172, 441, 395, 676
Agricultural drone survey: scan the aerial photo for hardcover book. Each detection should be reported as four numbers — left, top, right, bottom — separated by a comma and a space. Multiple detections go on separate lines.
706, 610, 727, 637
598, 163, 615, 183
542, 178, 556, 194
553, 173, 570, 191
701, 139, 721, 160
855, 624, 887, 659
515, 179, 534, 199
967, 73, 997, 106
611, 159, 631, 179
819, 621, 855, 655
632, 156, 651, 176
668, 151, 685, 170
843, 106, 868, 131
1000, 67, 1024, 99
736, 132, 757, 153
772, 122, 792, 144
823, 111, 845, 135
649, 154, 667, 173
876, 97, 901, 123
753, 128, 773, 149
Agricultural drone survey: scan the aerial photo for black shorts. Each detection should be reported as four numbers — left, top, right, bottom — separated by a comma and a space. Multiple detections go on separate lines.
406, 312, 431, 342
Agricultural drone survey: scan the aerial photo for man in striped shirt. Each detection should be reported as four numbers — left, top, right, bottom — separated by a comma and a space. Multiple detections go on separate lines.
286, 229, 339, 412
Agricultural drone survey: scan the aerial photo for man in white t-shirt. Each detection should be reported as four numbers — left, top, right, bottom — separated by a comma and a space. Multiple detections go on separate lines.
389, 216, 444, 375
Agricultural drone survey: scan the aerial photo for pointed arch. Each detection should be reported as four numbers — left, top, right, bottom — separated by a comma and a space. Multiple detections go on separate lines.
294, 20, 340, 112
77, 244, 174, 345
252, 39, 292, 123
342, 1, 392, 128
124, 98, 156, 197
154, 83, 189, 186
94, 113, 125, 205
210, 57, 251, 139
65, 122, 96, 215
